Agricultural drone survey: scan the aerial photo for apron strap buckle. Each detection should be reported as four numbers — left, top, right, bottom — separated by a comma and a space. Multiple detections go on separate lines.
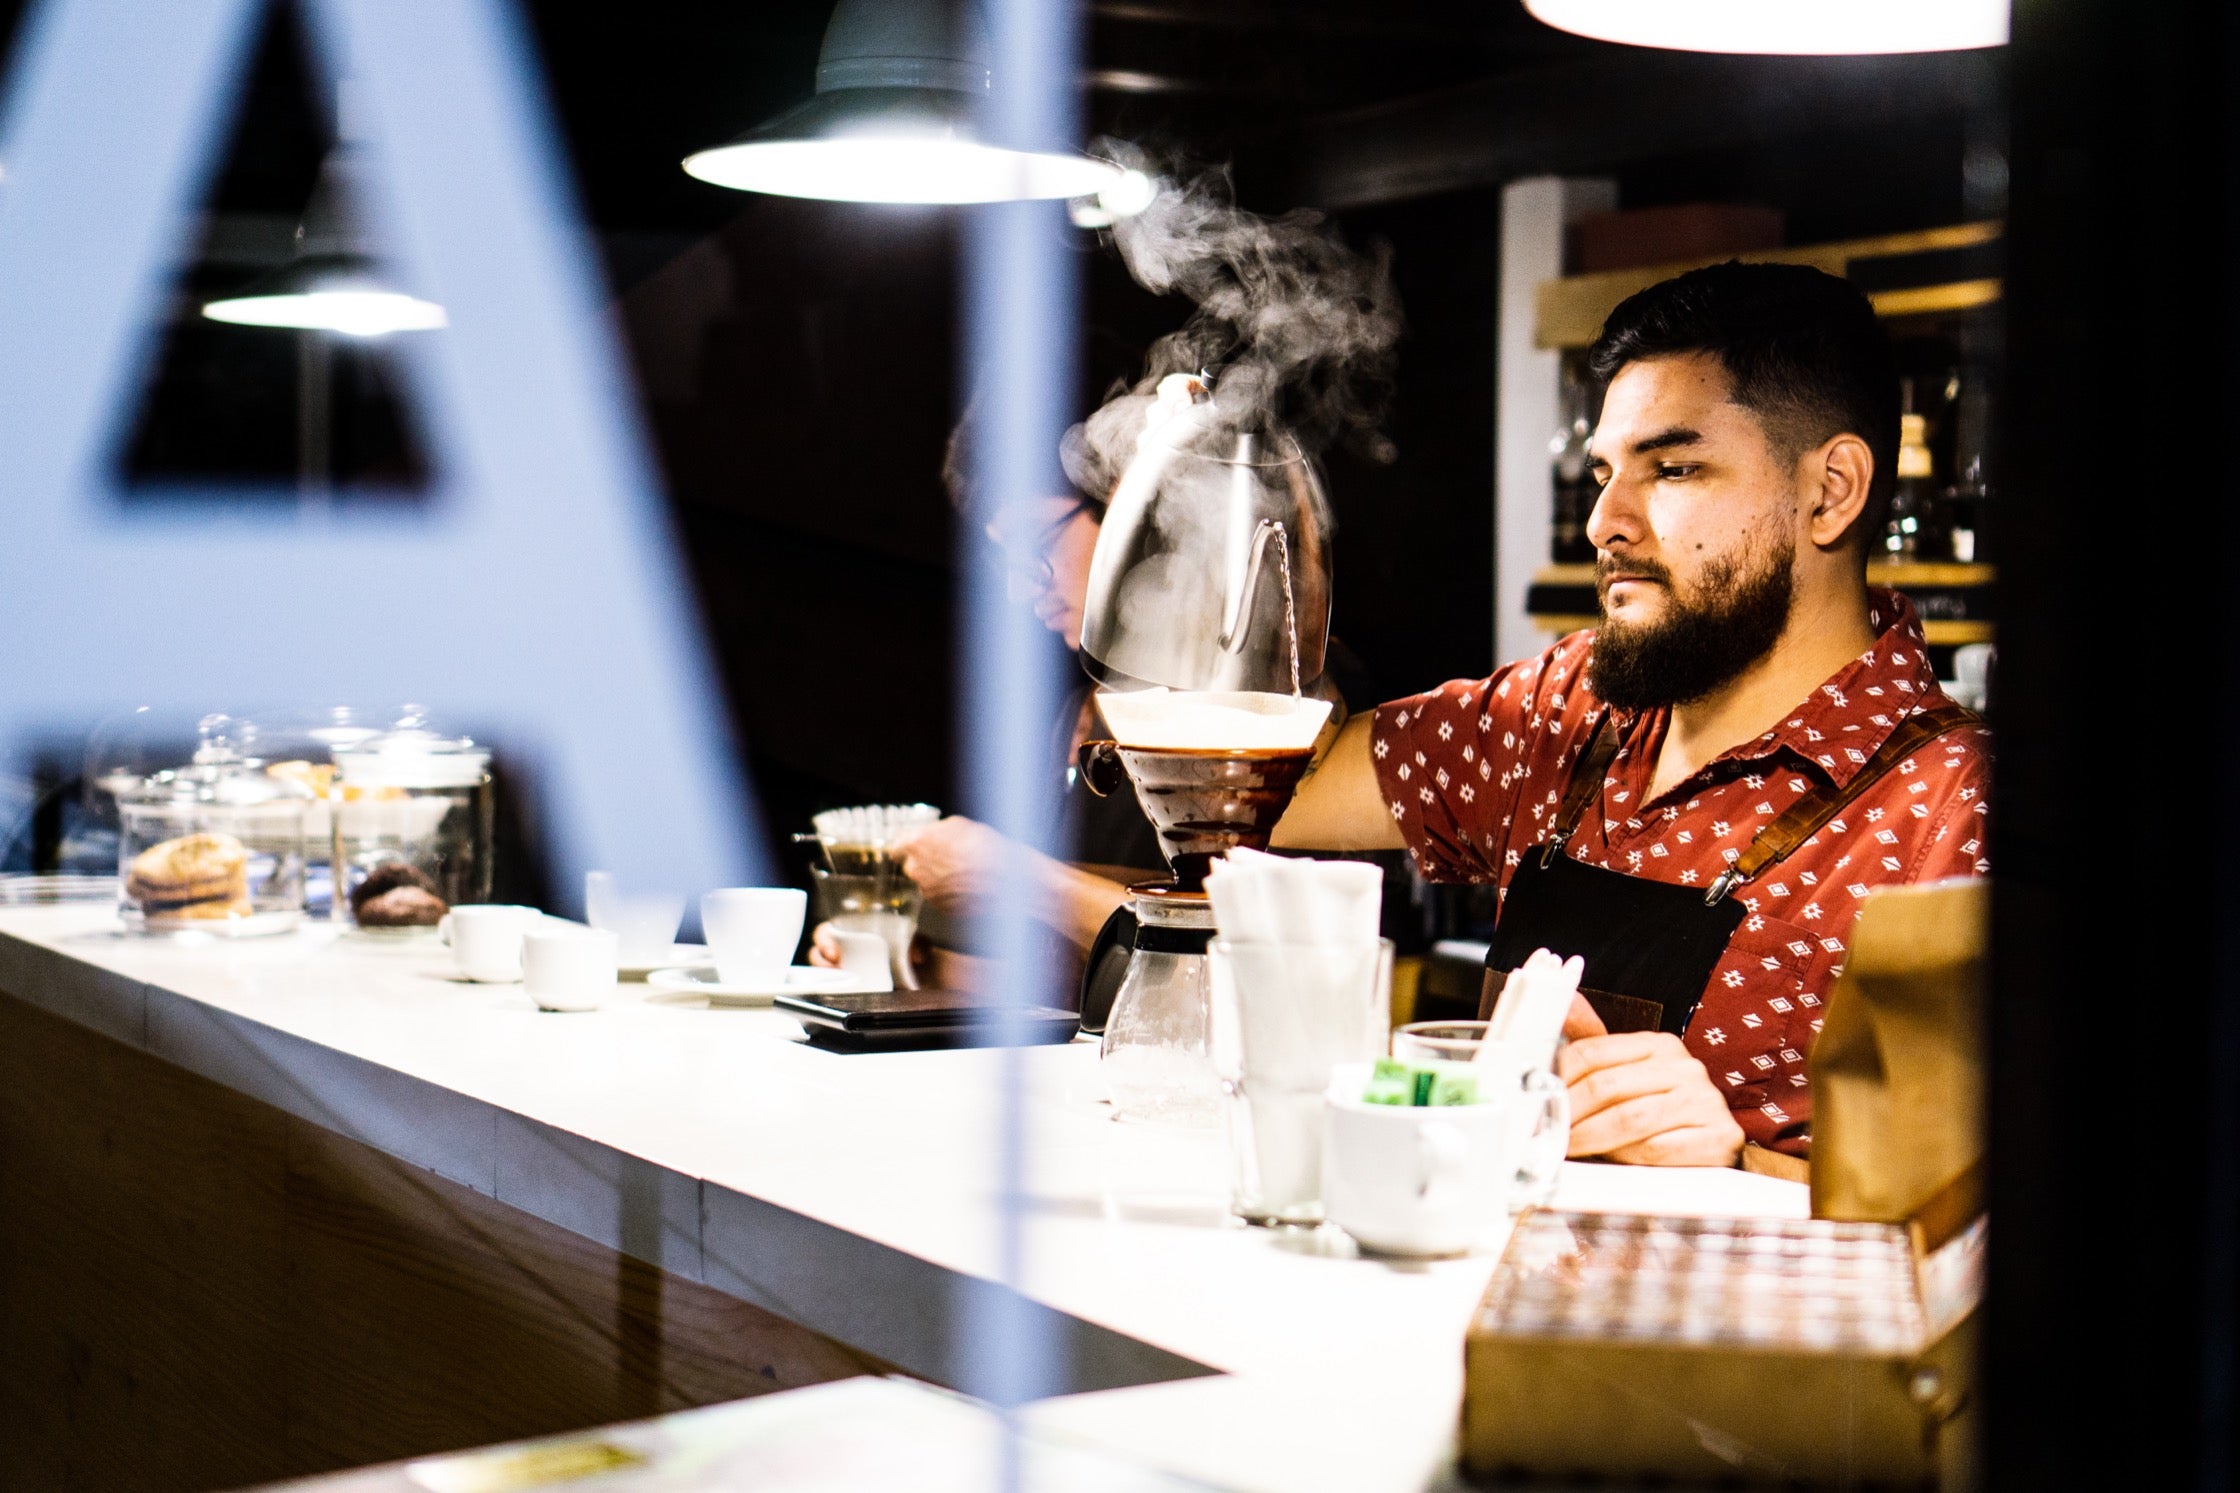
1539, 830, 1571, 869
1704, 867, 1744, 906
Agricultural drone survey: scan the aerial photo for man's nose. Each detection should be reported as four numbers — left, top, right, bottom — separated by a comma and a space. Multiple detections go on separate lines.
1586, 475, 1644, 553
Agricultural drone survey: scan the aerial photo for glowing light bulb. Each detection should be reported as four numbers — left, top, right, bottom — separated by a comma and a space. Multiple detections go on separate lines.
683, 138, 1118, 205
203, 288, 448, 337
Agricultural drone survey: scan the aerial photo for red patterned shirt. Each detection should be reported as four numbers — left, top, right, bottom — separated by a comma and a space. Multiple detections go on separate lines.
1371, 589, 1990, 1155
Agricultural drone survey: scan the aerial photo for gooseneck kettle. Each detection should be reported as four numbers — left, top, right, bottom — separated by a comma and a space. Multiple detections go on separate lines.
1077, 375, 1333, 697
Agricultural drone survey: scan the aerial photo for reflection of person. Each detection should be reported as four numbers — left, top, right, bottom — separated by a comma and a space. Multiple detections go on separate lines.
1278, 263, 1990, 1173
808, 443, 1153, 983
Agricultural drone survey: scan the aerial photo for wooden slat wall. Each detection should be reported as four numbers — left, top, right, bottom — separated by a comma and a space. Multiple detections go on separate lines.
0, 989, 885, 1492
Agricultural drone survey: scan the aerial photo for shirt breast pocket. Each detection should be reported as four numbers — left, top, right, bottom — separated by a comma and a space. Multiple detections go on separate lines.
1692, 909, 1834, 1107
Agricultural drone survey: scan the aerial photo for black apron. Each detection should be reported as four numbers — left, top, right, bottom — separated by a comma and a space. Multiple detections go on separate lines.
1485, 703, 1979, 1037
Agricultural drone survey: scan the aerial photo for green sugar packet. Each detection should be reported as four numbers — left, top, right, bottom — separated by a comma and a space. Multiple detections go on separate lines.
1426, 1064, 1480, 1107
1362, 1057, 1481, 1107
1363, 1057, 1417, 1106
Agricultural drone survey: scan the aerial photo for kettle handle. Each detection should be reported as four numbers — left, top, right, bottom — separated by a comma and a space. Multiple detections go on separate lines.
1076, 739, 1127, 798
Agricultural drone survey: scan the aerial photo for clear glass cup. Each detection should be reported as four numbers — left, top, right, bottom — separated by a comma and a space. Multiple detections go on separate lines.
808, 863, 923, 990
1208, 937, 1393, 1226
1393, 1019, 1494, 1065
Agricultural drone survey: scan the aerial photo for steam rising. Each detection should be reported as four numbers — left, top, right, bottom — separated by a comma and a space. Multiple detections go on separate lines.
1062, 144, 1403, 503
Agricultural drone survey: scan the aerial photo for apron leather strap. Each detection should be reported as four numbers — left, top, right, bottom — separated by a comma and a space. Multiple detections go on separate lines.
1706, 701, 1981, 905
1538, 711, 1624, 868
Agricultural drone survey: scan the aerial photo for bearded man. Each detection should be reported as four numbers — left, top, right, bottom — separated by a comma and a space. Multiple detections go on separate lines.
1276, 261, 1991, 1172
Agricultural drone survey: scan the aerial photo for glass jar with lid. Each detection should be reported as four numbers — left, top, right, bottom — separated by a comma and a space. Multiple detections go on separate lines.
329, 708, 493, 937
117, 714, 313, 937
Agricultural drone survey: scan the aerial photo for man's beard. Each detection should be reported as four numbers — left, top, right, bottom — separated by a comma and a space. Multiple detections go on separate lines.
1586, 539, 1795, 711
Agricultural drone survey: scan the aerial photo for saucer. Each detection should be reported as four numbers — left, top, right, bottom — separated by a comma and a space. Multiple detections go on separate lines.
645, 964, 864, 1008
618, 942, 714, 980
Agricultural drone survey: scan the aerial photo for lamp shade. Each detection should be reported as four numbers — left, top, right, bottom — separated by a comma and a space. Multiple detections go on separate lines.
1523, 0, 2008, 55
683, 0, 1119, 204
201, 145, 445, 338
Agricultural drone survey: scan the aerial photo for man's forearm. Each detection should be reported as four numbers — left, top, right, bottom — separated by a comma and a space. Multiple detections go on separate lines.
1042, 859, 1131, 952
1271, 711, 1406, 851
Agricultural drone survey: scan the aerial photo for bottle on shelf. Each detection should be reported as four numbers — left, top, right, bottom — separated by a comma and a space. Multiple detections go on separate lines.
1882, 378, 1947, 562
1941, 365, 1992, 564
1549, 370, 1598, 565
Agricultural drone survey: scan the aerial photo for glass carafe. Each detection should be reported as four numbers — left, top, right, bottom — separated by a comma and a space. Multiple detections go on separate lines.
1100, 886, 1220, 1127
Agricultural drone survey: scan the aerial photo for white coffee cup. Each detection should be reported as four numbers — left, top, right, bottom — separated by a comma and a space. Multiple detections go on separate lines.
700, 888, 808, 988
441, 904, 545, 983
522, 926, 619, 1012
1321, 1060, 1568, 1257
829, 929, 895, 992
584, 871, 686, 964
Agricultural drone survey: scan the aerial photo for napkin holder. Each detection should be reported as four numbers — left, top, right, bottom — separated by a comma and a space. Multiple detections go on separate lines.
1460, 879, 1989, 1487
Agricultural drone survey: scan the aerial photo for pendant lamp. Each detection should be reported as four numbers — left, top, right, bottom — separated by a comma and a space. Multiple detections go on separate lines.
204, 94, 445, 339
1522, 0, 2008, 55
683, 0, 1121, 205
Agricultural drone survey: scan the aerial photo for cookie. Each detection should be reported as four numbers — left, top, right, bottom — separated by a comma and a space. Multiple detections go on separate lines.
355, 884, 448, 928
147, 896, 255, 923
128, 832, 250, 912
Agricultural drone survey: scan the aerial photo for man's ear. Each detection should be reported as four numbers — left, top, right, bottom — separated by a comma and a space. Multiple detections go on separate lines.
1806, 434, 1875, 550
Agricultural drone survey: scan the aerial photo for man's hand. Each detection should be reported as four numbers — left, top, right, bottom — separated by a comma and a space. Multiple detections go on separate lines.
1557, 1029, 1745, 1167
891, 816, 1011, 915
888, 815, 1128, 954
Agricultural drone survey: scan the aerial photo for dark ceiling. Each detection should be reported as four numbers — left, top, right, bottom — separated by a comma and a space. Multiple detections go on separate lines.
0, 1, 1994, 277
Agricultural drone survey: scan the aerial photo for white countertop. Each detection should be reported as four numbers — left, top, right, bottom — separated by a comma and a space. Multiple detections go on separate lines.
0, 907, 1808, 1491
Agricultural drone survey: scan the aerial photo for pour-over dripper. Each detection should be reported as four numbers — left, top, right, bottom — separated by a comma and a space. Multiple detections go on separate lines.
1077, 740, 1315, 891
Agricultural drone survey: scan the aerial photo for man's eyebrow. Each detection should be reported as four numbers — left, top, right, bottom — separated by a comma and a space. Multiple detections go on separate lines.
1628, 426, 1703, 455
1586, 426, 1704, 464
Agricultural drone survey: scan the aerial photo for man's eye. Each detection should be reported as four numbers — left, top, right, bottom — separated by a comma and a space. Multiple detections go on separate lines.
1656, 462, 1701, 480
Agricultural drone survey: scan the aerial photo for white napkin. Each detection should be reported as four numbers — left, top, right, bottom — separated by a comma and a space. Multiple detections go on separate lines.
1484, 947, 1583, 1072
1203, 846, 1381, 949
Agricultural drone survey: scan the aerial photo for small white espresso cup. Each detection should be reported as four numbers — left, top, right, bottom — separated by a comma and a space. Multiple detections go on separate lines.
700, 888, 808, 988
441, 904, 545, 983
522, 926, 619, 1012
1321, 1061, 1568, 1257
828, 928, 895, 992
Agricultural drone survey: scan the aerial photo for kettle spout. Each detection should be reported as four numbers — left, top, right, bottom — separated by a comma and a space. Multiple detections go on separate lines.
1216, 518, 1282, 654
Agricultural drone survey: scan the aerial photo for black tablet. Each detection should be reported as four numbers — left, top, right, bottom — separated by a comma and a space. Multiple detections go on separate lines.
776, 988, 1082, 1041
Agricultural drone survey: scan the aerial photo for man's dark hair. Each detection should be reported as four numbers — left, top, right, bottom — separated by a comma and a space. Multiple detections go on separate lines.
942, 400, 1108, 518
1587, 261, 1900, 550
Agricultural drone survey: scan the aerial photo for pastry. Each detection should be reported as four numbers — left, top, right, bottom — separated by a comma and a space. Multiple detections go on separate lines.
264, 760, 335, 796
163, 896, 256, 921
350, 860, 449, 927
127, 832, 249, 914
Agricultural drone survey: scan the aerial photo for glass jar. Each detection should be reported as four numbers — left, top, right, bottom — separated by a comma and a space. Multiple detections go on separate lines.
329, 708, 493, 937
117, 715, 313, 937
1100, 885, 1221, 1127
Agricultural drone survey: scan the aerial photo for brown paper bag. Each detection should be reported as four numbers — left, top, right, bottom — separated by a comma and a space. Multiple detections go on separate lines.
1809, 877, 1988, 1237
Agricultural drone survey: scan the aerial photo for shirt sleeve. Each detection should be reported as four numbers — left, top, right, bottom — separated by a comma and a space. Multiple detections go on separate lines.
1369, 633, 1595, 884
